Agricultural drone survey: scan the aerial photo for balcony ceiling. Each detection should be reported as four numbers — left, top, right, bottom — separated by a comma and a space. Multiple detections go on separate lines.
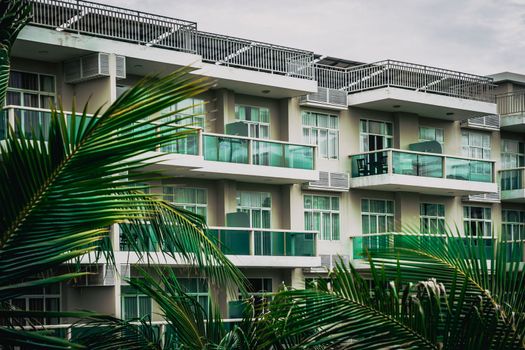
347, 87, 497, 120
350, 174, 498, 196
500, 114, 525, 132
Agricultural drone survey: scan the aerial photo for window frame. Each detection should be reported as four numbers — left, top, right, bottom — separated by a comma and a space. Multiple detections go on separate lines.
236, 191, 272, 229
162, 186, 208, 221
10, 284, 61, 325
461, 130, 491, 160
235, 104, 271, 139
463, 205, 492, 238
419, 202, 445, 234
501, 139, 525, 169
303, 194, 340, 241
502, 209, 525, 241
302, 110, 339, 159
359, 119, 393, 152
418, 126, 444, 146
6, 70, 57, 108
361, 198, 395, 235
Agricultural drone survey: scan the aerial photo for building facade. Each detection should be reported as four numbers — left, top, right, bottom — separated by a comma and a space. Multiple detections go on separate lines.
4, 0, 525, 329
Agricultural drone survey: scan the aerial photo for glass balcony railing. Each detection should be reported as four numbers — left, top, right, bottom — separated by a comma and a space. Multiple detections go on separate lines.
350, 149, 494, 183
500, 168, 525, 191
208, 227, 317, 257
2, 106, 315, 171
351, 233, 523, 262
119, 225, 317, 257
203, 134, 316, 170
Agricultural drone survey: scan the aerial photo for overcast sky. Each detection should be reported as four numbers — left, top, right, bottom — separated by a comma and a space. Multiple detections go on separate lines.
104, 0, 525, 76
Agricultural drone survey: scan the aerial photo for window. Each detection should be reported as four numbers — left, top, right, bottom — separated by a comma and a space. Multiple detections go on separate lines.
360, 119, 393, 152
461, 131, 491, 159
304, 195, 340, 240
361, 199, 395, 251
361, 199, 395, 234
163, 187, 207, 220
420, 203, 445, 234
419, 127, 444, 146
10, 284, 60, 325
236, 191, 271, 229
502, 210, 525, 241
235, 105, 270, 139
501, 140, 524, 169
302, 111, 339, 159
121, 285, 151, 320
230, 277, 272, 318
178, 278, 209, 312
6, 70, 56, 108
160, 98, 205, 154
463, 206, 491, 237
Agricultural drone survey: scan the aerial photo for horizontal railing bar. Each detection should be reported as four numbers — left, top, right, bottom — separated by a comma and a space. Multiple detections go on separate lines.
209, 226, 318, 234
202, 132, 317, 148
349, 148, 496, 163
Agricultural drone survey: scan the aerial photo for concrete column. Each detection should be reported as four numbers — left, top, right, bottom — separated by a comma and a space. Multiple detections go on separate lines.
215, 89, 235, 134
290, 268, 305, 289
395, 192, 420, 232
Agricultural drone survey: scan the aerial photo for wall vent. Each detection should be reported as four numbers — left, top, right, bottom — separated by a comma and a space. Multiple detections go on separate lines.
462, 193, 500, 203
303, 171, 350, 192
460, 115, 500, 131
71, 264, 116, 287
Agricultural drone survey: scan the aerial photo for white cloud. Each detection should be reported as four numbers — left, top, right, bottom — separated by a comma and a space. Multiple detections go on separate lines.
103, 0, 525, 75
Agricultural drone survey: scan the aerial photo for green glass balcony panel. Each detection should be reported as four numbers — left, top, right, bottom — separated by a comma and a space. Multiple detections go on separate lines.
210, 229, 251, 255
285, 144, 314, 170
501, 169, 523, 190
228, 300, 245, 319
66, 114, 93, 138
446, 157, 493, 182
254, 230, 284, 256
203, 135, 249, 163
160, 126, 199, 155
119, 224, 158, 252
251, 141, 314, 169
350, 151, 388, 177
286, 232, 316, 256
506, 242, 524, 262
392, 152, 442, 178
14, 108, 52, 141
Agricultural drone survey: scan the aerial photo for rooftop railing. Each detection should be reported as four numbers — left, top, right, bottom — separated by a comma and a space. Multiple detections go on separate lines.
350, 149, 495, 183
28, 0, 315, 78
497, 90, 525, 116
313, 60, 495, 102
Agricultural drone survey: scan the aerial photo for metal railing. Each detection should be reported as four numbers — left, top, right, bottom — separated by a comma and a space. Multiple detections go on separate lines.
28, 0, 315, 78
350, 148, 495, 183
497, 90, 525, 115
312, 60, 495, 102
196, 31, 314, 78
30, 0, 197, 52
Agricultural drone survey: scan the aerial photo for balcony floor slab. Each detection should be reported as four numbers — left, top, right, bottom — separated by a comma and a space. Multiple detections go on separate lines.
350, 173, 498, 196
347, 87, 496, 120
501, 190, 525, 203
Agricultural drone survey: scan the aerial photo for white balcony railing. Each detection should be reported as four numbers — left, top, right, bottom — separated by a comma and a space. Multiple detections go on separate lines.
28, 0, 315, 78
312, 60, 495, 102
497, 90, 525, 116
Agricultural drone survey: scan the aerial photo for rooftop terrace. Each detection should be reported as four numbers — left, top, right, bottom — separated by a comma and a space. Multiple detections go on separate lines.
27, 0, 495, 102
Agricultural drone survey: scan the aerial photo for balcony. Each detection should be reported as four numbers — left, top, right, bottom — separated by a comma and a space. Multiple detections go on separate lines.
23, 0, 316, 97
350, 149, 497, 196
119, 225, 320, 268
1, 106, 318, 184
500, 168, 525, 202
497, 91, 525, 132
315, 60, 496, 120
350, 233, 518, 262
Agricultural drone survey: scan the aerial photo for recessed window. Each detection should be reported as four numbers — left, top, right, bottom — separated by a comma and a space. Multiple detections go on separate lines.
461, 130, 491, 160
419, 126, 444, 146
302, 111, 339, 159
163, 187, 208, 220
235, 105, 270, 139
463, 206, 491, 237
501, 139, 524, 169
304, 195, 340, 240
360, 119, 393, 152
420, 203, 445, 234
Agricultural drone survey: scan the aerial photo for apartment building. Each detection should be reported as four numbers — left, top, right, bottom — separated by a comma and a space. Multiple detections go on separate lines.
4, 0, 525, 330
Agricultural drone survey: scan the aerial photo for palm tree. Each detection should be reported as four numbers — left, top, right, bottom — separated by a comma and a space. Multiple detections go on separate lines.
0, 68, 245, 349
264, 232, 525, 349
0, 0, 31, 108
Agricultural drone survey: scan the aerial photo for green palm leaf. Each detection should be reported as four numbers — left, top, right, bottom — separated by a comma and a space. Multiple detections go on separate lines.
0, 68, 244, 347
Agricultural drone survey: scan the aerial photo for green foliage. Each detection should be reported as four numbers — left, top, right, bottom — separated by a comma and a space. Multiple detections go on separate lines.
265, 232, 525, 349
0, 68, 245, 348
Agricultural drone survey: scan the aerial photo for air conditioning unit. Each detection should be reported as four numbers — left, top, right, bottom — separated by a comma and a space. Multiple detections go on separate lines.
71, 264, 116, 287
460, 115, 500, 131
64, 53, 126, 83
302, 171, 350, 192
462, 193, 500, 203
